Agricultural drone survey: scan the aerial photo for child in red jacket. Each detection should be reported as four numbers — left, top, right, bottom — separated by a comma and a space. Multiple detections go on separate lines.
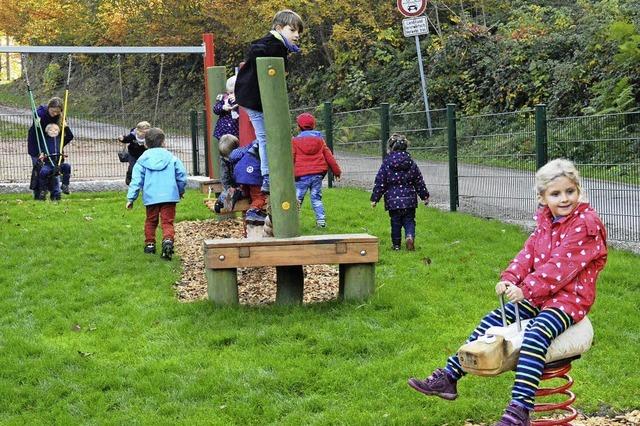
292, 112, 341, 228
407, 159, 608, 426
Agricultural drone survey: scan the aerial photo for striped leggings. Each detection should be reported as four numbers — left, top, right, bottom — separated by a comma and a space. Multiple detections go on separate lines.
444, 301, 573, 410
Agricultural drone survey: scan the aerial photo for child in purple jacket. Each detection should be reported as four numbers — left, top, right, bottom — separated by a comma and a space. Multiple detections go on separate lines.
371, 133, 429, 250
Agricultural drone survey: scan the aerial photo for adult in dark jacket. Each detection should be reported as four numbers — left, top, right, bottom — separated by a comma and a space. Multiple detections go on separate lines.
371, 133, 430, 251
27, 97, 74, 198
34, 123, 74, 200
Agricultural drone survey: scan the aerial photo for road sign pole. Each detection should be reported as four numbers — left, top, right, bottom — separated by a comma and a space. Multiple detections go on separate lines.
414, 35, 432, 136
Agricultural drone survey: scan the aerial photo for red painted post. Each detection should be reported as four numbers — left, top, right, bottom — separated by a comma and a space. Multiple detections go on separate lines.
238, 107, 256, 147
203, 33, 216, 177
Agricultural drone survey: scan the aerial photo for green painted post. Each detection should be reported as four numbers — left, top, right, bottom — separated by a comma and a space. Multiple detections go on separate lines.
447, 104, 459, 212
380, 103, 390, 159
206, 268, 239, 305
256, 57, 299, 238
206, 66, 227, 180
339, 264, 375, 301
256, 57, 302, 305
190, 109, 199, 175
535, 104, 548, 170
323, 101, 334, 188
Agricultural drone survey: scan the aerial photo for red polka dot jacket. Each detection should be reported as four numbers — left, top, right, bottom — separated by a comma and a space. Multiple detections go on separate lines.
500, 203, 608, 322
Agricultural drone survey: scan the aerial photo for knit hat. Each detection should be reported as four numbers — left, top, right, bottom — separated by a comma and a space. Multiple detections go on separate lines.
296, 113, 316, 130
387, 133, 408, 152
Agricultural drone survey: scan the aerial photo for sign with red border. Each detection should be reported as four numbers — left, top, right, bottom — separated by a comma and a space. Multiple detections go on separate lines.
397, 0, 427, 17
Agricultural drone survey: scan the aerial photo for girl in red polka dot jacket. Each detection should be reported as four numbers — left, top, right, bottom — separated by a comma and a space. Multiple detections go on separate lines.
370, 133, 429, 251
408, 158, 608, 426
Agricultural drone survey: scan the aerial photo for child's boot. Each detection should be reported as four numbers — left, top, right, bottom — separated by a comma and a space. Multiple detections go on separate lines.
407, 368, 458, 400
161, 239, 174, 260
406, 236, 415, 251
392, 239, 401, 251
494, 402, 531, 426
260, 174, 270, 194
316, 219, 326, 228
144, 243, 156, 254
61, 183, 70, 194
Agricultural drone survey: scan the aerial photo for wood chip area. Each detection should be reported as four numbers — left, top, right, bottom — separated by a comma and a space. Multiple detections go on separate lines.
173, 219, 339, 304
465, 410, 639, 425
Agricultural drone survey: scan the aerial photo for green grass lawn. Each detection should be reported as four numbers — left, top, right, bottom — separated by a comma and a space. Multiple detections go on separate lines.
0, 188, 638, 425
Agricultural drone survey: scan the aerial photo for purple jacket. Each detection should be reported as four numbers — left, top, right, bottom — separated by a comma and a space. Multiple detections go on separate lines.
370, 151, 429, 211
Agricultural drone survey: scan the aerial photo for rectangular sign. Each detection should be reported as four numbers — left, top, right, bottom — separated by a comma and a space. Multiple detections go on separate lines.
402, 16, 429, 37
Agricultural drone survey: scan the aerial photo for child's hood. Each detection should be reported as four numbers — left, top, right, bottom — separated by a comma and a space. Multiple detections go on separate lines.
294, 130, 324, 155
386, 151, 413, 171
137, 148, 175, 171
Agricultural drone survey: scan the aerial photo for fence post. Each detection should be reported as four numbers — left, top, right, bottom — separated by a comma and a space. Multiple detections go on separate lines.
535, 104, 548, 170
447, 103, 459, 212
323, 101, 335, 188
190, 109, 200, 175
201, 110, 210, 177
380, 102, 390, 160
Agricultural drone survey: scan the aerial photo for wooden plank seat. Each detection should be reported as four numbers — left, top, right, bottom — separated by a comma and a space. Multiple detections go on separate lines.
203, 233, 379, 305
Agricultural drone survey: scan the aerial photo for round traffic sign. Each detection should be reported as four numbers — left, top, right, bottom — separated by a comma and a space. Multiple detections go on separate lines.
397, 0, 427, 17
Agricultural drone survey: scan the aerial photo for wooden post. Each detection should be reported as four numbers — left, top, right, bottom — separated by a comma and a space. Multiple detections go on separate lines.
256, 57, 303, 304
202, 33, 216, 178
339, 263, 375, 301
205, 268, 239, 305
276, 266, 304, 304
256, 57, 299, 238
206, 66, 227, 180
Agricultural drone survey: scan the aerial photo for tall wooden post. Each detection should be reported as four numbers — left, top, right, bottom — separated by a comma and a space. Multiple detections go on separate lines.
206, 66, 227, 180
202, 33, 216, 178
256, 57, 303, 304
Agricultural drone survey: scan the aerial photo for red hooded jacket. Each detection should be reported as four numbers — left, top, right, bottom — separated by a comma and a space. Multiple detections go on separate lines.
500, 203, 607, 322
292, 130, 341, 178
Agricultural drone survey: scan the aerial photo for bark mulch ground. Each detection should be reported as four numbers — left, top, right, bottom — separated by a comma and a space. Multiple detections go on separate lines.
173, 219, 638, 426
174, 218, 338, 304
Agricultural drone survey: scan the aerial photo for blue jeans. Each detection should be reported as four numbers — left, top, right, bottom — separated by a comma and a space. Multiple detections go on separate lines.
245, 107, 268, 176
389, 208, 416, 245
296, 174, 325, 221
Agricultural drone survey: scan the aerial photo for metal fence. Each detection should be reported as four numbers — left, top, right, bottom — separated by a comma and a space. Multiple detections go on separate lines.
0, 111, 203, 183
1, 103, 639, 243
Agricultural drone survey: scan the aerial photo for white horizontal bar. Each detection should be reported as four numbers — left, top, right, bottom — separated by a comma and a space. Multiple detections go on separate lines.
0, 46, 204, 54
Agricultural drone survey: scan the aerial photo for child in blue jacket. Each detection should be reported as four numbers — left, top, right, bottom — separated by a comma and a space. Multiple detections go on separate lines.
126, 128, 187, 260
371, 133, 429, 251
230, 140, 267, 224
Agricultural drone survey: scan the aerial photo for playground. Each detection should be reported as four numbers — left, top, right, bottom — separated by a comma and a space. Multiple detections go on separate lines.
0, 31, 639, 426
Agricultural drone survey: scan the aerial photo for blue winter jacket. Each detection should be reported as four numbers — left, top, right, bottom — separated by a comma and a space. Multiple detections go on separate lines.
370, 151, 429, 211
230, 141, 262, 186
127, 147, 188, 206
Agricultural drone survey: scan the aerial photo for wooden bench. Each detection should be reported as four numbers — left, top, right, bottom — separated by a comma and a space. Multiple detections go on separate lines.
203, 233, 379, 305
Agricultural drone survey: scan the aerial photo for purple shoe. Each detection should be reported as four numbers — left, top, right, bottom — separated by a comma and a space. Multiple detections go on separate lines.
407, 368, 458, 400
494, 402, 531, 426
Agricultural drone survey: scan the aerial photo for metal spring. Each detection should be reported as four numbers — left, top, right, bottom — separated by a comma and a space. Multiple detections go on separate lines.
532, 363, 578, 425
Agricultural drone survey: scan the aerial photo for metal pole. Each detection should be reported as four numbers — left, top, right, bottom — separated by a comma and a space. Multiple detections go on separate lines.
415, 35, 432, 136
447, 103, 459, 212
5, 36, 10, 80
535, 104, 548, 170
380, 103, 390, 160
0, 46, 204, 54
323, 101, 334, 188
190, 110, 200, 175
